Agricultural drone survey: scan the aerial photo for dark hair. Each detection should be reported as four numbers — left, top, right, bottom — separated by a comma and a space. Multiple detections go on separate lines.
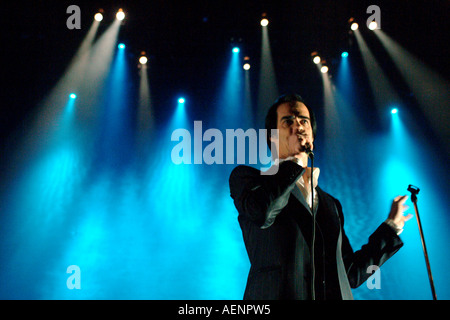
265, 94, 317, 149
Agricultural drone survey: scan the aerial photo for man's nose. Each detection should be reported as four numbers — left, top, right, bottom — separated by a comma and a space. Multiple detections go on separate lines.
293, 117, 304, 131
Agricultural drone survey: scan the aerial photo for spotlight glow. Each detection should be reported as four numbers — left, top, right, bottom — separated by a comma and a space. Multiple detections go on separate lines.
94, 13, 103, 22
118, 43, 125, 49
232, 47, 240, 53
69, 93, 77, 99
116, 9, 125, 21
320, 66, 329, 73
243, 63, 250, 70
341, 51, 349, 58
368, 21, 378, 30
178, 97, 185, 104
260, 18, 269, 27
139, 56, 148, 65
391, 108, 398, 114
351, 22, 359, 31
313, 56, 321, 64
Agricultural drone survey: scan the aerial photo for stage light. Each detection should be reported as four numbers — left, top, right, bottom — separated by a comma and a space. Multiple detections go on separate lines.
320, 66, 329, 73
116, 9, 125, 21
341, 51, 349, 58
243, 56, 250, 70
311, 51, 321, 64
94, 13, 103, 22
232, 47, 240, 53
178, 97, 185, 104
391, 108, 398, 114
118, 43, 125, 49
261, 12, 269, 27
69, 93, 77, 99
139, 56, 148, 65
368, 21, 378, 30
351, 22, 359, 31
313, 56, 321, 64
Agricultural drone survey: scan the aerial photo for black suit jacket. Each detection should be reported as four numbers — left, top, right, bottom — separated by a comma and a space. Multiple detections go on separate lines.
229, 161, 403, 300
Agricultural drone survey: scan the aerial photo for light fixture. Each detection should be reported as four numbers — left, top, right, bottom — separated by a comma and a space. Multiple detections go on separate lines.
391, 108, 398, 114
232, 47, 240, 53
260, 12, 269, 27
311, 51, 321, 64
341, 51, 349, 58
139, 51, 148, 65
368, 21, 378, 30
320, 66, 329, 73
69, 93, 77, 99
94, 12, 103, 22
118, 43, 125, 49
243, 56, 250, 70
178, 97, 185, 104
116, 8, 125, 21
139, 56, 148, 65
348, 17, 358, 31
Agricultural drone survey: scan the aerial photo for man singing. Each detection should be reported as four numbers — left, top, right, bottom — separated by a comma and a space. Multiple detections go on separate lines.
229, 94, 411, 300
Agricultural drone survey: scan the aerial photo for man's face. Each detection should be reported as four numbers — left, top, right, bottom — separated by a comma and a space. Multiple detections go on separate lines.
272, 101, 314, 160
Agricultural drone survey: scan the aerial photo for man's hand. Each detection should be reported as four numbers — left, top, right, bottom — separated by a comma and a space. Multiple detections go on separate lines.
287, 134, 312, 156
287, 134, 303, 156
388, 195, 413, 229
285, 134, 312, 167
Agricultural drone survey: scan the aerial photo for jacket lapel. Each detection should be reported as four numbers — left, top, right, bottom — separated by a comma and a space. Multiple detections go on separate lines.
291, 184, 312, 215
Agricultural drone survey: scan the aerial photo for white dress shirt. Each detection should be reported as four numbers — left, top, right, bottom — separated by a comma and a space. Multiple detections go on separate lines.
279, 157, 320, 211
296, 167, 320, 212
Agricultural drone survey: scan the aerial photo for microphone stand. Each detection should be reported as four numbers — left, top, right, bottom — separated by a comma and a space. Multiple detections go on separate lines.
307, 148, 316, 300
407, 185, 437, 300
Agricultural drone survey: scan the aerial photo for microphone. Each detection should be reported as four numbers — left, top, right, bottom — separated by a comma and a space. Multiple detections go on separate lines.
304, 143, 314, 159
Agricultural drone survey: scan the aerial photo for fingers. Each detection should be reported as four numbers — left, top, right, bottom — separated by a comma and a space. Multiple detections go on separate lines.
404, 213, 413, 222
393, 195, 409, 212
397, 195, 410, 216
388, 195, 413, 229
394, 195, 408, 204
289, 135, 312, 156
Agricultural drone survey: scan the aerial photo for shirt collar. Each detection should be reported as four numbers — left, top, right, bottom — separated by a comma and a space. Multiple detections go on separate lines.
298, 167, 320, 190
277, 156, 306, 168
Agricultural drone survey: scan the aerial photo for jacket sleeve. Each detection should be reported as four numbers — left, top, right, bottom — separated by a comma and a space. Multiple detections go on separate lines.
229, 162, 304, 228
336, 199, 404, 288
